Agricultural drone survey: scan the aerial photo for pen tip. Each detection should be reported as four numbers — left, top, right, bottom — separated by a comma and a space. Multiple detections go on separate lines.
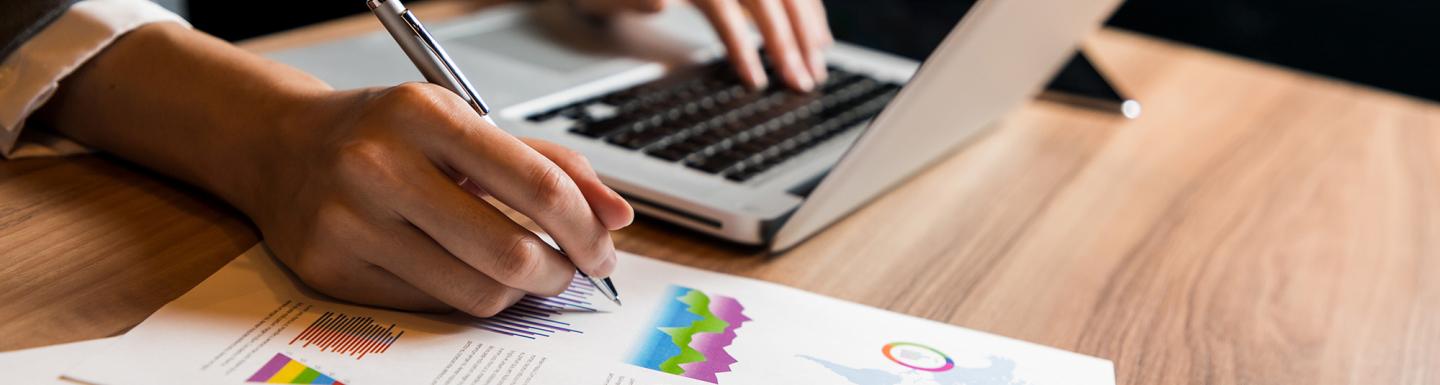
602, 277, 620, 297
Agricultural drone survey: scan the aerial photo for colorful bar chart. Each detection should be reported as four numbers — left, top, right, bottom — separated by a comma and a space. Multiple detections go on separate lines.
289, 312, 403, 359
472, 274, 598, 339
246, 353, 344, 384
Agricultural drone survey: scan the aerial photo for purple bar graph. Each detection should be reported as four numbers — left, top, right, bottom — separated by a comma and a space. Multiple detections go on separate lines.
472, 273, 598, 339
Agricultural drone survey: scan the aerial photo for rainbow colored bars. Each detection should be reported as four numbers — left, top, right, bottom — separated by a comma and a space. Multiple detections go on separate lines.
630, 286, 751, 384
246, 353, 344, 384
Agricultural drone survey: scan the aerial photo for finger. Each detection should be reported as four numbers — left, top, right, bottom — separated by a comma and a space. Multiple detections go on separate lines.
274, 202, 452, 312
430, 112, 618, 278
807, 0, 834, 47
395, 159, 577, 296
459, 179, 489, 198
522, 138, 633, 230
695, 0, 769, 89
623, 0, 667, 13
575, 0, 667, 14
740, 0, 815, 91
311, 261, 451, 313
783, 0, 829, 82
442, 166, 490, 198
363, 219, 528, 318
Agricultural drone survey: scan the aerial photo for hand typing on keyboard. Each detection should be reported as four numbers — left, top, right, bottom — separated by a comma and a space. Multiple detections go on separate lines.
530, 61, 901, 182
570, 0, 833, 92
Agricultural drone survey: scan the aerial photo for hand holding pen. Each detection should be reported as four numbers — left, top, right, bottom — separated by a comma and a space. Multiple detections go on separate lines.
368, 0, 624, 306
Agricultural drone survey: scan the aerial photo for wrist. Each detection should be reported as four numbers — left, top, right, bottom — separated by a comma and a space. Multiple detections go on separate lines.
39, 22, 340, 224
207, 87, 342, 223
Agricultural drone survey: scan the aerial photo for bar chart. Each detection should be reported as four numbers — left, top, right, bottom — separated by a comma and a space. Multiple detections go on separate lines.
288, 312, 403, 359
245, 353, 344, 384
472, 274, 600, 339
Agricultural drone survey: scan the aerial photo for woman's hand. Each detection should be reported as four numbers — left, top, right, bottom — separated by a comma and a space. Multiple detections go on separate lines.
250, 83, 633, 316
41, 23, 632, 317
574, 0, 834, 91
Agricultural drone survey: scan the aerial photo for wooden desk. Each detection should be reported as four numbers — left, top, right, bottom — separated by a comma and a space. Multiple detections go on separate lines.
3, 2, 1438, 383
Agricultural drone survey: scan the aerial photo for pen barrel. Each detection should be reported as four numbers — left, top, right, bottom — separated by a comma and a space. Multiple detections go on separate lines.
368, 0, 479, 112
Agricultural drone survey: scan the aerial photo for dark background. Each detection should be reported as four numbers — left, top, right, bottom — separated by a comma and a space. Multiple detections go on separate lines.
1107, 1, 1439, 101
186, 0, 1440, 102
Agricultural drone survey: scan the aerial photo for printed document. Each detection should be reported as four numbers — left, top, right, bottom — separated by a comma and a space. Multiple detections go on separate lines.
0, 337, 116, 384
67, 244, 1113, 385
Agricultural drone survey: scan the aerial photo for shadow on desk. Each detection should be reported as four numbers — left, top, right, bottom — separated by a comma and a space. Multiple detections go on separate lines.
0, 155, 257, 350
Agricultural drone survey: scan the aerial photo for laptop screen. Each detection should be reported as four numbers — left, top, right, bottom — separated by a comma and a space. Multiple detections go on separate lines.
824, 0, 979, 62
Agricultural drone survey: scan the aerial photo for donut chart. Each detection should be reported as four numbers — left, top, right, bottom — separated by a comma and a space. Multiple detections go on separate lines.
880, 342, 955, 372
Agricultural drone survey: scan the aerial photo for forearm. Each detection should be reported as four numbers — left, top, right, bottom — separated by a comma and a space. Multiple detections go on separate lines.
35, 22, 332, 215
27, 17, 632, 317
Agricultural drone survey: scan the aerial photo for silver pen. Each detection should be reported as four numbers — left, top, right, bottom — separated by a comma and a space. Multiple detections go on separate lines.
368, 0, 622, 307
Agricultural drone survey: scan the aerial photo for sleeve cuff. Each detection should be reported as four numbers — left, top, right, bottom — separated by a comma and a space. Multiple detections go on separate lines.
0, 0, 190, 159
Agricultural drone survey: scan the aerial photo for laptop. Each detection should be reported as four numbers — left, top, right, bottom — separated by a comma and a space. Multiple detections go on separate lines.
266, 0, 1124, 252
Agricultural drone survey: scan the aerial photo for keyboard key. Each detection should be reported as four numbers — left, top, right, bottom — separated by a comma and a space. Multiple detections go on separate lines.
530, 59, 903, 181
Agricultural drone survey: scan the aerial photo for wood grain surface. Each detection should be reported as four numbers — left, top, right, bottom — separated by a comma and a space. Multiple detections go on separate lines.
2, 2, 1437, 384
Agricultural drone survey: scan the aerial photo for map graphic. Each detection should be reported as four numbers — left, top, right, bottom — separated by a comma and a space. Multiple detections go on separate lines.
799, 342, 1025, 385
629, 286, 750, 383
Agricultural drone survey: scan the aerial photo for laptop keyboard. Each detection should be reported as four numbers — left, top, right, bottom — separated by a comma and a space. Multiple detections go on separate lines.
526, 60, 902, 182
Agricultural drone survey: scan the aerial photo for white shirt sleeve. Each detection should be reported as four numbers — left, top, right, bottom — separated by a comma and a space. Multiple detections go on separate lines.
0, 0, 189, 159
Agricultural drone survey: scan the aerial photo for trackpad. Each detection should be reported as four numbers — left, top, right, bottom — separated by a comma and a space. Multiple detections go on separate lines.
448, 23, 620, 75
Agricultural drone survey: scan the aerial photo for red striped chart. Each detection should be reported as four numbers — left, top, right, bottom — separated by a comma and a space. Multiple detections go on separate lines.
288, 312, 403, 359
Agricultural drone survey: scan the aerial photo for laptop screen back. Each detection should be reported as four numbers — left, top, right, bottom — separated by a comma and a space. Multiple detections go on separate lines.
770, 0, 1125, 251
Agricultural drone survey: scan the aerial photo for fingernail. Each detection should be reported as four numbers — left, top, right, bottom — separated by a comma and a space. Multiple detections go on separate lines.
748, 66, 770, 90
792, 68, 815, 92
607, 216, 633, 231
809, 54, 828, 84
602, 208, 633, 231
596, 250, 618, 277
786, 53, 815, 92
606, 187, 635, 229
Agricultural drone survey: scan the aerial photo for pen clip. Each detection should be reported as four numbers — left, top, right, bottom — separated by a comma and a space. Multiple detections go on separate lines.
399, 10, 492, 116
